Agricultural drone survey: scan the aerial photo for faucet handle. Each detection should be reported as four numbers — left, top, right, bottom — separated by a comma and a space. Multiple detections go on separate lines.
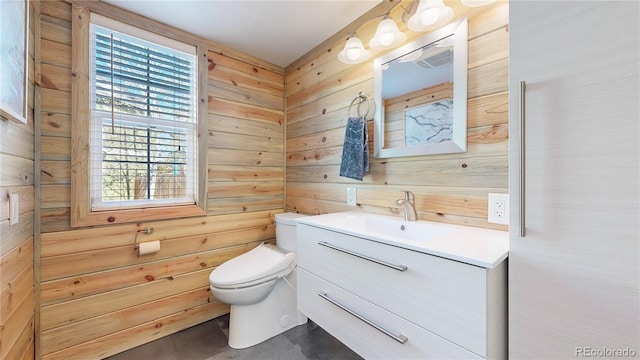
400, 190, 415, 202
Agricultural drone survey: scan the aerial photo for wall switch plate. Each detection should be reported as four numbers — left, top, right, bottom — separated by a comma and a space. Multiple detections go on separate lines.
346, 187, 357, 206
488, 193, 509, 225
9, 193, 19, 225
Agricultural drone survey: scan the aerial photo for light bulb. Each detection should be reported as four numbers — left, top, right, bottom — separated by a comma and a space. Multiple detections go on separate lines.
370, 17, 405, 50
379, 32, 395, 46
347, 47, 361, 61
378, 18, 396, 46
345, 36, 364, 60
338, 36, 369, 64
407, 0, 453, 32
420, 7, 440, 25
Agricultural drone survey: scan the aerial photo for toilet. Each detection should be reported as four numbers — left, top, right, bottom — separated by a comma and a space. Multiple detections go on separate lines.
209, 212, 308, 349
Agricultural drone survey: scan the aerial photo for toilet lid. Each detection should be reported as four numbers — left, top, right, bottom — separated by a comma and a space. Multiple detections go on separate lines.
209, 244, 296, 289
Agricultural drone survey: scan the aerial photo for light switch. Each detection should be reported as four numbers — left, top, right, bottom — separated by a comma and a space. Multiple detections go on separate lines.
9, 193, 19, 225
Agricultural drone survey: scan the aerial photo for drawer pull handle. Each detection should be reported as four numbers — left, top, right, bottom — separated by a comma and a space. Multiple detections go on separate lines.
318, 241, 408, 272
318, 292, 408, 345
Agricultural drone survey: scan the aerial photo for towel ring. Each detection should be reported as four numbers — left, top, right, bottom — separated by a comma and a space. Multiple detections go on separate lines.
348, 92, 371, 119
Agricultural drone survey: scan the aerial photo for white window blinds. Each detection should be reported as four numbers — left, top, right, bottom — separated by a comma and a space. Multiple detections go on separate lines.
89, 14, 198, 211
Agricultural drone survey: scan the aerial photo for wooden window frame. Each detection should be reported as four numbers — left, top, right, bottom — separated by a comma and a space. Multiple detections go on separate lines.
70, 3, 208, 227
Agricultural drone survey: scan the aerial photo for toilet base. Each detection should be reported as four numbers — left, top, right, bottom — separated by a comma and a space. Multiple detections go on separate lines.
227, 272, 307, 349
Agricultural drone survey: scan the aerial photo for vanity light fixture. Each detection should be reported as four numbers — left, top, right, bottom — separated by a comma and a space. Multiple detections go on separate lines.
369, 14, 406, 50
338, 35, 370, 64
406, 0, 454, 32
337, 0, 471, 65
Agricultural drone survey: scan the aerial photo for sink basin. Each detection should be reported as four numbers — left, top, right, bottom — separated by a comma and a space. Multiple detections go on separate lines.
295, 211, 509, 268
362, 215, 453, 242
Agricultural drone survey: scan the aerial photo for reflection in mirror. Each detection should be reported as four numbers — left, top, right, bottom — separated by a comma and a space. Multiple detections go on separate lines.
373, 19, 468, 158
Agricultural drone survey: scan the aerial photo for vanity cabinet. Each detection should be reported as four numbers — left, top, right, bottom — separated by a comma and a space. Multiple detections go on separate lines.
509, 2, 639, 358
296, 223, 506, 359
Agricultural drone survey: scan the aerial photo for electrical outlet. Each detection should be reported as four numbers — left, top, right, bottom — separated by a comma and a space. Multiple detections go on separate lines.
488, 193, 509, 225
9, 193, 19, 225
346, 187, 357, 206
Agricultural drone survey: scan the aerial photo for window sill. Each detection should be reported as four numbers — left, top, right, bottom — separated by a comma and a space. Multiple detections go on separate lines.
70, 203, 206, 228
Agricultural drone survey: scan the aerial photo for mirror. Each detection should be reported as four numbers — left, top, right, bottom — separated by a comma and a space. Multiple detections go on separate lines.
373, 19, 468, 158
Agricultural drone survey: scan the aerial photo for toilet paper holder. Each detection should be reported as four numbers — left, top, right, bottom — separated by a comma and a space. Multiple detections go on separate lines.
133, 226, 157, 256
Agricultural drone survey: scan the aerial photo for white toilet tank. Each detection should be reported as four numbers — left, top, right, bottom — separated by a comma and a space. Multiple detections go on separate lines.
275, 213, 306, 253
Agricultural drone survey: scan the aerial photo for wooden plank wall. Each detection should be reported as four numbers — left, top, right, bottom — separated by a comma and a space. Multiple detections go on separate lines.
37, 1, 285, 358
0, 1, 37, 359
285, 0, 509, 230
28, 0, 507, 358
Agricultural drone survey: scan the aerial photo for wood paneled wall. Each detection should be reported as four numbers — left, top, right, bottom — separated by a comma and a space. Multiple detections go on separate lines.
0, 1, 37, 359
26, 1, 508, 358
285, 0, 509, 230
37, 1, 285, 358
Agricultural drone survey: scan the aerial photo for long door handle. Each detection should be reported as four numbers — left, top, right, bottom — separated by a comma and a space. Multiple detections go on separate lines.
318, 292, 408, 344
318, 241, 408, 272
519, 80, 526, 237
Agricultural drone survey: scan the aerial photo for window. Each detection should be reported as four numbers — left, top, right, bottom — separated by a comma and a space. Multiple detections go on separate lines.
71, 7, 205, 227
90, 15, 197, 210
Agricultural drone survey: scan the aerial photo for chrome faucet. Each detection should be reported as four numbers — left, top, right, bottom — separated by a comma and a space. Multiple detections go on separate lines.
394, 190, 418, 221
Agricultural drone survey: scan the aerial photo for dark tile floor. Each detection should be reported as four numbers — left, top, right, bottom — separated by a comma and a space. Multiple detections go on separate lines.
105, 314, 362, 360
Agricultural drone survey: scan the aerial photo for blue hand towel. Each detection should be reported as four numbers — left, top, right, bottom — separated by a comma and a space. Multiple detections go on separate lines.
339, 116, 369, 181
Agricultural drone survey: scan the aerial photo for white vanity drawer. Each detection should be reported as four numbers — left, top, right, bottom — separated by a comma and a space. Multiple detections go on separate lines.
297, 223, 496, 357
297, 268, 482, 360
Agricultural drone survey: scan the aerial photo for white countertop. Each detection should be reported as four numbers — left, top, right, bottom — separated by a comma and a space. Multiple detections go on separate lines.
296, 211, 509, 269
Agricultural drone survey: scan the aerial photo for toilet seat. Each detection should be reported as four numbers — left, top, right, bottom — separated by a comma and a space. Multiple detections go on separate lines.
210, 244, 296, 290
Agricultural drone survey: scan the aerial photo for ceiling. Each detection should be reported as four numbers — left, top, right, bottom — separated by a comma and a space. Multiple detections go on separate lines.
102, 0, 383, 68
